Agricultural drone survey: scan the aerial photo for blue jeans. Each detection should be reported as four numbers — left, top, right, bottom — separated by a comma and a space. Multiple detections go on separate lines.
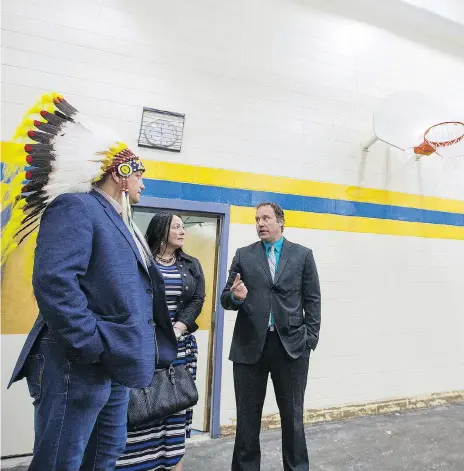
24, 330, 129, 471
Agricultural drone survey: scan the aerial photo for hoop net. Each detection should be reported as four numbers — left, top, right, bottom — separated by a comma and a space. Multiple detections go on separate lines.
414, 121, 464, 168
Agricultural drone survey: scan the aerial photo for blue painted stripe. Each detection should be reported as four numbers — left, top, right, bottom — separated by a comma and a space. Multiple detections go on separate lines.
143, 179, 464, 227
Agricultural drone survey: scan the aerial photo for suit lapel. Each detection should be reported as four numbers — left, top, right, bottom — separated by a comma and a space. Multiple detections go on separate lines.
273, 238, 290, 284
255, 242, 273, 285
92, 191, 150, 277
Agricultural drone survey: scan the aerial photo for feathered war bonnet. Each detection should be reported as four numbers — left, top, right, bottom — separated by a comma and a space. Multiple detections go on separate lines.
1, 92, 145, 267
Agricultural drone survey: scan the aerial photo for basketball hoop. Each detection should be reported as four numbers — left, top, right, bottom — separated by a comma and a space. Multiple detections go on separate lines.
413, 141, 435, 156
414, 121, 464, 156
363, 91, 463, 170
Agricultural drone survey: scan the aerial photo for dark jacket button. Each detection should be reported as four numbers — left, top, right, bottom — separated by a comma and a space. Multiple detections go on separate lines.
146, 288, 152, 294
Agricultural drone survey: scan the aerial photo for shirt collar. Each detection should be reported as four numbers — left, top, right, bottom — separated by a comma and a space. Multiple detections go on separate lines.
94, 187, 123, 216
263, 237, 284, 253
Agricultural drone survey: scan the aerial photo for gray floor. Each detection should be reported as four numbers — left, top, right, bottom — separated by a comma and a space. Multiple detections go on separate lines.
187, 403, 464, 471
3, 403, 463, 470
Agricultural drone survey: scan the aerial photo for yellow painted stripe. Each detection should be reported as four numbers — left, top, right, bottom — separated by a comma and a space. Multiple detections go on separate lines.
230, 206, 464, 240
142, 160, 464, 214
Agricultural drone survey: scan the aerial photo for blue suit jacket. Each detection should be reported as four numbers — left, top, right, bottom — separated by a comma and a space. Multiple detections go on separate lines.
9, 190, 177, 389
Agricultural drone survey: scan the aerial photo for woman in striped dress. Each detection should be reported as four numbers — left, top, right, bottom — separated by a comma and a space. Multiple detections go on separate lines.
117, 212, 206, 471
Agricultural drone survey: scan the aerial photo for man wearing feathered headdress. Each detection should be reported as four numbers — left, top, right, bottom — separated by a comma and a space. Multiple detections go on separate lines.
2, 93, 177, 470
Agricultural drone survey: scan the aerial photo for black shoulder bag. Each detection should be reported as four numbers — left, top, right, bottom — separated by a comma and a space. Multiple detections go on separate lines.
127, 364, 198, 429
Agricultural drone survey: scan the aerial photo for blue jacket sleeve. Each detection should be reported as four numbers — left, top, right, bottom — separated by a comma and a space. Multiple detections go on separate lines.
32, 194, 105, 363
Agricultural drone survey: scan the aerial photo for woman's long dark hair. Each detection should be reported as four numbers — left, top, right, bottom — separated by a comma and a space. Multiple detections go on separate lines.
145, 212, 182, 257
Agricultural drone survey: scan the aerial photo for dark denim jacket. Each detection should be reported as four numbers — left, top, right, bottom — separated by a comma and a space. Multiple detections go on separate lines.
175, 251, 206, 333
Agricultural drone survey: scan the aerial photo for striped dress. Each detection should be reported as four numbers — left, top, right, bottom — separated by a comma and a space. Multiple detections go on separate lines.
117, 262, 198, 470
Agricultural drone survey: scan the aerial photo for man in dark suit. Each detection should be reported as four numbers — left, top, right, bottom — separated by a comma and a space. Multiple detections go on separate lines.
8, 160, 176, 470
221, 202, 321, 471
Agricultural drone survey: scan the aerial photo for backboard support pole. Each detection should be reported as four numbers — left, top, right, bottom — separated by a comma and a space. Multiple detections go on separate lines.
362, 135, 378, 152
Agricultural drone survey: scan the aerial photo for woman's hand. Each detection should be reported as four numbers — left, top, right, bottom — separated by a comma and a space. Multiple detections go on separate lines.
174, 321, 188, 332
173, 321, 188, 339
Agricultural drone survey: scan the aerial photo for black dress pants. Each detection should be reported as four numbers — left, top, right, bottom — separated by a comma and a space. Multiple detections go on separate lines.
232, 330, 311, 471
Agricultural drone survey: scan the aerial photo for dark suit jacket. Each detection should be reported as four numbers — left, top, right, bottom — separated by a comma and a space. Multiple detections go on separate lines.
9, 190, 177, 389
221, 238, 321, 364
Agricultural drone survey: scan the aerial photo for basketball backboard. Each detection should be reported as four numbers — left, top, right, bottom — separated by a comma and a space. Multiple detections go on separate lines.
371, 91, 449, 151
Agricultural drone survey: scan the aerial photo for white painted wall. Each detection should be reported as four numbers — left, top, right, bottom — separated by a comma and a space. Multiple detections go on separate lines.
1, 0, 464, 455
2, 0, 464, 197
221, 224, 464, 423
1, 335, 33, 456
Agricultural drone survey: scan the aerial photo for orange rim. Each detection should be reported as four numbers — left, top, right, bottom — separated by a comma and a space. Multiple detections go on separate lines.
423, 121, 464, 148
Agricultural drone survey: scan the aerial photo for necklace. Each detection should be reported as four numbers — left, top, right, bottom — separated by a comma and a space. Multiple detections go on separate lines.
156, 253, 175, 264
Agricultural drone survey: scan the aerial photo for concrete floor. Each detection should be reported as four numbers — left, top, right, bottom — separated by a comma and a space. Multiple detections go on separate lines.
2, 403, 463, 470
184, 403, 464, 470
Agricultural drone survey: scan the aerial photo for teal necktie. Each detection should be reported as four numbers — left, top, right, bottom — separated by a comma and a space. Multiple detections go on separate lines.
268, 245, 276, 327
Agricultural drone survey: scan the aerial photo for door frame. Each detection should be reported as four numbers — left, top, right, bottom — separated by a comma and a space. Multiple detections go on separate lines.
137, 195, 230, 439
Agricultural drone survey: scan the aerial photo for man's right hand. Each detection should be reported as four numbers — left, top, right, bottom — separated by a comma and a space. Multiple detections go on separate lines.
231, 273, 248, 301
